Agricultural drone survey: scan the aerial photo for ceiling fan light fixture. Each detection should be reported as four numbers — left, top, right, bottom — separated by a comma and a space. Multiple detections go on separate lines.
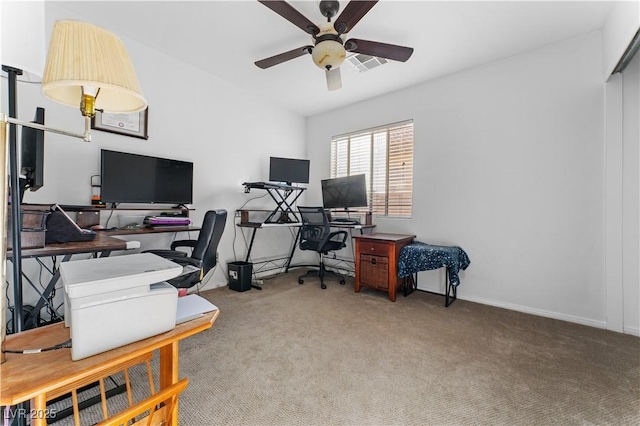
311, 39, 346, 70
255, 0, 413, 91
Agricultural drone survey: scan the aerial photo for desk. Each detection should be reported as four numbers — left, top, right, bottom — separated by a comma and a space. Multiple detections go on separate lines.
237, 221, 376, 276
236, 222, 301, 280
6, 226, 201, 330
7, 232, 127, 259
7, 226, 201, 259
0, 310, 219, 426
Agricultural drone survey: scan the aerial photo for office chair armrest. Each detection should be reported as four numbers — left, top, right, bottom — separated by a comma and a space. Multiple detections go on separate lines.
329, 230, 349, 245
143, 249, 188, 260
167, 256, 202, 268
170, 240, 197, 251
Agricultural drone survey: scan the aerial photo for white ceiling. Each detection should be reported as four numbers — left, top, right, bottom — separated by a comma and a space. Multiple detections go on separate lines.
51, 1, 614, 117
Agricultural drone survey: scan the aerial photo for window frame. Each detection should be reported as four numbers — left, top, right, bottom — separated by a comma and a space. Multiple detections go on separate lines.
330, 119, 414, 218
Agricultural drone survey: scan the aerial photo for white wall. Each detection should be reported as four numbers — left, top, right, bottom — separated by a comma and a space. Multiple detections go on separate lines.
307, 32, 618, 329
4, 3, 306, 315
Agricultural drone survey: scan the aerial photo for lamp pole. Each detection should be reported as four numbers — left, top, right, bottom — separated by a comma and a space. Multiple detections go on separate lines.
2, 65, 29, 426
2, 65, 25, 334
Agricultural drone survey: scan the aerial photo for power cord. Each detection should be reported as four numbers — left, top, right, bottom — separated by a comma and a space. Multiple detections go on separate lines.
233, 193, 269, 262
104, 208, 116, 229
4, 339, 72, 354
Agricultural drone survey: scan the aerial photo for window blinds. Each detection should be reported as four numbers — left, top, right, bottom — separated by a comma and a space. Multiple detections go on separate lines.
331, 120, 414, 217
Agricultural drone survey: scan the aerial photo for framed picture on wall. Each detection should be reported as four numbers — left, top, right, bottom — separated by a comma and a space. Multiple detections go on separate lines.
91, 108, 149, 139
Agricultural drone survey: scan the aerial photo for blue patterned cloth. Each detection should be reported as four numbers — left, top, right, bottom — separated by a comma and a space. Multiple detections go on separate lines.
397, 242, 471, 286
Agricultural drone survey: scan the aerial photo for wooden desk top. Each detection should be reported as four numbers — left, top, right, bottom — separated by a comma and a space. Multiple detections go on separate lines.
7, 226, 201, 258
352, 232, 416, 242
105, 225, 200, 236
7, 232, 128, 259
0, 310, 219, 406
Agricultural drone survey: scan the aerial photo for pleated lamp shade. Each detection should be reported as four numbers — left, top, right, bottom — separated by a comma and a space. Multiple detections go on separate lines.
41, 20, 147, 113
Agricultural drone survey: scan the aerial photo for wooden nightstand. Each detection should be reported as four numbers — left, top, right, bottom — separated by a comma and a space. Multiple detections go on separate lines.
353, 233, 415, 302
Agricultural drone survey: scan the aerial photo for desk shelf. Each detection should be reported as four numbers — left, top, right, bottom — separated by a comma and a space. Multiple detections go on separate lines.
61, 205, 192, 214
242, 182, 306, 223
105, 225, 200, 236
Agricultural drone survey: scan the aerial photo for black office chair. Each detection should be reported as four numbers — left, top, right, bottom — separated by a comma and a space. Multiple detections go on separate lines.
145, 210, 227, 289
297, 206, 348, 289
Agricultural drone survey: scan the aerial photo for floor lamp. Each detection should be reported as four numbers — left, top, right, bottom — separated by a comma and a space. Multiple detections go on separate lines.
1, 18, 147, 363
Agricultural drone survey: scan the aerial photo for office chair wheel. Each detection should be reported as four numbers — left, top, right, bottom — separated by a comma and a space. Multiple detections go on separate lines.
340, 279, 345, 285
321, 283, 327, 289
298, 279, 304, 284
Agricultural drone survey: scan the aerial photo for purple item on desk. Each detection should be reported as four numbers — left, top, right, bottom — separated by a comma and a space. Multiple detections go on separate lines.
145, 218, 191, 226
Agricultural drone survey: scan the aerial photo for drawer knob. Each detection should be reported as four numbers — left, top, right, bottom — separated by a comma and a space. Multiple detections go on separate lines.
370, 257, 377, 265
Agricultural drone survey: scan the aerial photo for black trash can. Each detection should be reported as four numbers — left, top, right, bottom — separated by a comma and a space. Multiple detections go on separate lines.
228, 261, 252, 292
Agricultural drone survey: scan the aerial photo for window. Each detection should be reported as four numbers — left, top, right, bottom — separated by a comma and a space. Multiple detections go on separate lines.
330, 120, 414, 217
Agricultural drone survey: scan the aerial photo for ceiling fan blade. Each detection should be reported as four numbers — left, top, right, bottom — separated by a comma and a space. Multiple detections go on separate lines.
258, 1, 320, 35
333, 1, 378, 34
326, 67, 342, 91
255, 45, 313, 69
344, 39, 414, 62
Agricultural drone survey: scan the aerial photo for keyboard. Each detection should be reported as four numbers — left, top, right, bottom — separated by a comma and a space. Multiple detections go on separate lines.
330, 219, 359, 225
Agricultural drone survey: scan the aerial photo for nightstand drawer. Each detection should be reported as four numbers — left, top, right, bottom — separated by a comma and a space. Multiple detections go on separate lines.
358, 241, 389, 256
360, 254, 389, 289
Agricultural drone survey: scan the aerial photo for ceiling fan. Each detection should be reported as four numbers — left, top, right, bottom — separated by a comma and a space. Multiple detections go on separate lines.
255, 0, 414, 91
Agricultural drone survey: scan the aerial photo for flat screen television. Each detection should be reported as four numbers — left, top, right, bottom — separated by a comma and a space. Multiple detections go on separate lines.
269, 157, 310, 184
100, 149, 193, 205
20, 107, 45, 200
321, 174, 368, 210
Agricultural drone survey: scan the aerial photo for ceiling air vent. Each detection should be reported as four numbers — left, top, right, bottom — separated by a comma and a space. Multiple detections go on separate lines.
346, 53, 387, 73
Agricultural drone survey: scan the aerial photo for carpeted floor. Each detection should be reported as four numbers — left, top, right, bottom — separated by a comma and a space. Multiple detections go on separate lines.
54, 271, 640, 425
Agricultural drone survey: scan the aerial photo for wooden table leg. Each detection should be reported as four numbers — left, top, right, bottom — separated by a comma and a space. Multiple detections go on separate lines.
159, 341, 179, 424
33, 394, 47, 426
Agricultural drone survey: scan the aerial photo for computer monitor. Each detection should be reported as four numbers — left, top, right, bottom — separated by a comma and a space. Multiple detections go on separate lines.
101, 150, 194, 206
321, 174, 368, 210
269, 157, 310, 184
20, 107, 45, 200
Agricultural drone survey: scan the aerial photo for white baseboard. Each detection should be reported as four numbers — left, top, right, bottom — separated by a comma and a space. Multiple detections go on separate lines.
418, 285, 608, 330
195, 280, 640, 336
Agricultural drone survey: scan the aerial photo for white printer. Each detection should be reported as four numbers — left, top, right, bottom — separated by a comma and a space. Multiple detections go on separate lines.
61, 253, 182, 361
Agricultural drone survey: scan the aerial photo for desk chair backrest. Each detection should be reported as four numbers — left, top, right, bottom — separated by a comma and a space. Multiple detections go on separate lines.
297, 206, 348, 289
192, 209, 227, 276
151, 209, 227, 289
298, 206, 332, 253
